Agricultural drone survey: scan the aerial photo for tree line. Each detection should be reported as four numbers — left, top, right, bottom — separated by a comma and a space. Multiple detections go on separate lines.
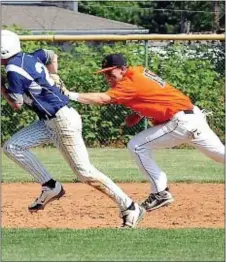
78, 1, 225, 34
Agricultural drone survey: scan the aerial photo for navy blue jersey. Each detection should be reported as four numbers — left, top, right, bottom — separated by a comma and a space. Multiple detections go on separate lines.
5, 49, 69, 119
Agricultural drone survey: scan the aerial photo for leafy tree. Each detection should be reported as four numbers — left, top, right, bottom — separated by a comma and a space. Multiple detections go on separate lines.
78, 1, 225, 33
79, 1, 141, 26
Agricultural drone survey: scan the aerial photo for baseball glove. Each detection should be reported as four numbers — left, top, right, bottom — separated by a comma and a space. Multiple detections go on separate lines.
50, 73, 70, 96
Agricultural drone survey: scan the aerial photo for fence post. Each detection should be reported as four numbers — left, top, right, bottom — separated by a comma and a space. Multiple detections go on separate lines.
144, 40, 149, 130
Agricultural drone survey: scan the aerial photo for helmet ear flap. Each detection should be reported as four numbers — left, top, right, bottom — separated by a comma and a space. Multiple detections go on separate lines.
1, 47, 9, 56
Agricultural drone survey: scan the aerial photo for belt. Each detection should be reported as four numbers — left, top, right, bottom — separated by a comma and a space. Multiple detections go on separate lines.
170, 109, 194, 122
42, 105, 69, 120
183, 109, 194, 114
42, 114, 56, 120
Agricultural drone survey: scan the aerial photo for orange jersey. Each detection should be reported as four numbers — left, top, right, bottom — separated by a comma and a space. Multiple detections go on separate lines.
106, 66, 193, 124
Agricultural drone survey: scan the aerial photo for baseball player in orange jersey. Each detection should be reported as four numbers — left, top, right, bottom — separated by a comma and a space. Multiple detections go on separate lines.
67, 53, 225, 212
1, 32, 146, 228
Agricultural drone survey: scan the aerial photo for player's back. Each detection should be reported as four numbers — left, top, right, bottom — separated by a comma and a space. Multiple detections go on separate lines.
6, 50, 69, 119
112, 66, 193, 123
7, 50, 55, 89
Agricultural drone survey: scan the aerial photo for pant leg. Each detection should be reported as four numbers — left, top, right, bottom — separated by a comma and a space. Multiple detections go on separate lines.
128, 107, 225, 194
3, 120, 54, 184
46, 106, 133, 211
128, 120, 186, 193
187, 106, 225, 163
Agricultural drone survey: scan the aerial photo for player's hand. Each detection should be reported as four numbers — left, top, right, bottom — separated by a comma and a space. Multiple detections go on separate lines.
50, 73, 70, 96
125, 113, 143, 127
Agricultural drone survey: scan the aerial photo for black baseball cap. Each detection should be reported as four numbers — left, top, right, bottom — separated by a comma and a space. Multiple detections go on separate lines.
96, 53, 127, 74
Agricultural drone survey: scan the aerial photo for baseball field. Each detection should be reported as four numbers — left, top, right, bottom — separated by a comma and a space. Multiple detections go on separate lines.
2, 148, 224, 261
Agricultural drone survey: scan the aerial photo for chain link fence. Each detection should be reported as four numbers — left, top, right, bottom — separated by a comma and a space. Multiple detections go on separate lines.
1, 38, 225, 147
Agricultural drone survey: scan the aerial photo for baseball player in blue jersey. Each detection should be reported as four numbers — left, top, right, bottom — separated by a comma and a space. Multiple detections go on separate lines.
1, 30, 145, 228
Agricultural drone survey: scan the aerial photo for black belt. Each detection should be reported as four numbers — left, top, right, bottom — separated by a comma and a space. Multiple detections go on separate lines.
42, 114, 56, 120
41, 105, 70, 120
183, 110, 194, 114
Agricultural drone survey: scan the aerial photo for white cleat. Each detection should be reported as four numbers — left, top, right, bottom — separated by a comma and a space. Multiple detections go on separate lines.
121, 202, 146, 228
28, 181, 65, 212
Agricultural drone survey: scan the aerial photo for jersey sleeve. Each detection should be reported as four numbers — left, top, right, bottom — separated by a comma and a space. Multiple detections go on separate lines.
106, 81, 136, 104
6, 71, 31, 103
32, 49, 55, 65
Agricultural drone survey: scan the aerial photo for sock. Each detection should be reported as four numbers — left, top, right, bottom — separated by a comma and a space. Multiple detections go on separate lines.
126, 202, 135, 211
42, 179, 56, 189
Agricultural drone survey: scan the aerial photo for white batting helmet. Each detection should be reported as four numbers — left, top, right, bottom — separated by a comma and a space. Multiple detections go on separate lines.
1, 30, 21, 59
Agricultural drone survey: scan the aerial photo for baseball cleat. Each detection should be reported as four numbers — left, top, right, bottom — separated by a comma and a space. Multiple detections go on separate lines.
28, 181, 65, 212
141, 187, 174, 212
121, 202, 146, 228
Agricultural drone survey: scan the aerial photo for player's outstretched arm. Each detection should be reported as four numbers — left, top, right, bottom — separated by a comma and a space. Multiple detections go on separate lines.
68, 91, 111, 105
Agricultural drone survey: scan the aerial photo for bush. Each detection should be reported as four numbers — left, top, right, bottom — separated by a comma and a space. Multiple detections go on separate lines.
1, 27, 224, 146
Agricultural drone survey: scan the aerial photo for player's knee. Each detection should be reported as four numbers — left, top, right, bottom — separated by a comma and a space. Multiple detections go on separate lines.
79, 175, 90, 183
3, 140, 13, 155
76, 167, 94, 183
78, 173, 95, 184
128, 138, 145, 154
3, 140, 23, 156
127, 139, 137, 153
76, 166, 101, 183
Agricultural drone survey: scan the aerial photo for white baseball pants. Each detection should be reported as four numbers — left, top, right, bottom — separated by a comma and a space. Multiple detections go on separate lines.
3, 106, 132, 211
128, 106, 225, 193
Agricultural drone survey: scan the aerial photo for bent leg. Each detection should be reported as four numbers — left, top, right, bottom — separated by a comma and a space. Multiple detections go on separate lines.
50, 107, 133, 211
3, 120, 53, 184
128, 121, 185, 193
189, 126, 225, 164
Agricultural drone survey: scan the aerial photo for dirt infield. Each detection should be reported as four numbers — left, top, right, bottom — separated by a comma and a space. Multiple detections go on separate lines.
2, 183, 224, 229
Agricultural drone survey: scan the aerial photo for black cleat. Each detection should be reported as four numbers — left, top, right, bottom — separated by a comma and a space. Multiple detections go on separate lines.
141, 187, 174, 212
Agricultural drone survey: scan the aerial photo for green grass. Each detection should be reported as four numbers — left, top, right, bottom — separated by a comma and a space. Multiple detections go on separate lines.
2, 148, 224, 261
2, 228, 224, 261
2, 148, 224, 183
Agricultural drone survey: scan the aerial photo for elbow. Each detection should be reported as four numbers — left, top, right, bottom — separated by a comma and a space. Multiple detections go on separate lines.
52, 54, 58, 73
46, 54, 58, 74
